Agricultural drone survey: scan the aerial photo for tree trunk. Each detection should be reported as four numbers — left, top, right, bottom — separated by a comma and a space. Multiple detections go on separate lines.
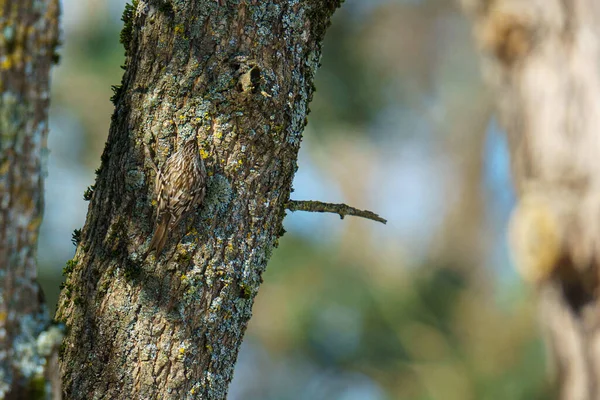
0, 1, 61, 399
462, 1, 600, 399
55, 1, 341, 398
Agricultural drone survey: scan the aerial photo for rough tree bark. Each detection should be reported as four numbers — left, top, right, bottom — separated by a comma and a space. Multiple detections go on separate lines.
0, 1, 61, 399
55, 1, 350, 398
462, 1, 600, 399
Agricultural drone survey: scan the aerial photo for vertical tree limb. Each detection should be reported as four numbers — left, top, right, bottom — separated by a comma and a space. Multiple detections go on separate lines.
55, 1, 342, 398
0, 1, 61, 398
462, 1, 600, 398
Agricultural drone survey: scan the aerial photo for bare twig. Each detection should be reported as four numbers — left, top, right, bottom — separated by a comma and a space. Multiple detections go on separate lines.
286, 200, 387, 224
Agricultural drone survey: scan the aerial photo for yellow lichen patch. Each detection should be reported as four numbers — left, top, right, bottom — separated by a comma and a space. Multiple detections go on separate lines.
199, 148, 210, 159
0, 311, 7, 322
225, 242, 235, 256
28, 215, 43, 232
508, 194, 562, 283
0, 57, 12, 70
175, 244, 191, 262
0, 160, 10, 175
18, 192, 35, 212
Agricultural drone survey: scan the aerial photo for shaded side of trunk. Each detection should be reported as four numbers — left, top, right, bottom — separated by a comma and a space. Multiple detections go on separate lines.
0, 1, 61, 399
462, 1, 600, 399
55, 1, 341, 399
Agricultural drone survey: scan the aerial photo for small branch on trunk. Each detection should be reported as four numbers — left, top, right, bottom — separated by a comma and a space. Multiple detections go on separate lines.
286, 200, 387, 224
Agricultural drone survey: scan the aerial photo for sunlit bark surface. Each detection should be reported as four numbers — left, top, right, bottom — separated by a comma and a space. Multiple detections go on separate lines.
55, 1, 341, 398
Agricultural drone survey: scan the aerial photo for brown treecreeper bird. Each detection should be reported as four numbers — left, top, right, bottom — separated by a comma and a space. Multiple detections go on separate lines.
146, 136, 207, 255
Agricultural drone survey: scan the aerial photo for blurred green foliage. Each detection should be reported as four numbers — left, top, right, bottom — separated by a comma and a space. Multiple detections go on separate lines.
252, 235, 554, 399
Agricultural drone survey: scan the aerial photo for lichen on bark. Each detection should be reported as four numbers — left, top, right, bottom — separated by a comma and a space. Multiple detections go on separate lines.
0, 0, 61, 398
55, 1, 342, 398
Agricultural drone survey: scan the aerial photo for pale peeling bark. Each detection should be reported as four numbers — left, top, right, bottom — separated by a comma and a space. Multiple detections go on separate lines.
462, 1, 600, 399
0, 1, 61, 399
55, 1, 341, 398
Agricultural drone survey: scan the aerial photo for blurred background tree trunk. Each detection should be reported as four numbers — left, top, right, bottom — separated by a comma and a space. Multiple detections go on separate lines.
462, 1, 600, 399
0, 1, 61, 399
55, 1, 341, 398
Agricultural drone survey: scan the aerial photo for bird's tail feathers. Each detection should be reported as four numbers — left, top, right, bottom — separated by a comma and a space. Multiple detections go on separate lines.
148, 215, 170, 255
